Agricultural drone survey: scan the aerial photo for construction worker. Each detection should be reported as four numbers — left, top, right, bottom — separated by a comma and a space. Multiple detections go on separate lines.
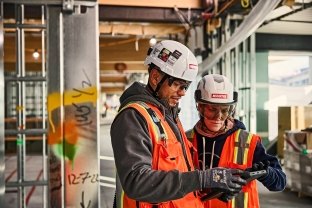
187, 74, 286, 208
110, 41, 247, 208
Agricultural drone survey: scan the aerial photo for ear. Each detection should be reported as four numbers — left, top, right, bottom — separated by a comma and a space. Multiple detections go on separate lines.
149, 68, 160, 86
196, 103, 203, 112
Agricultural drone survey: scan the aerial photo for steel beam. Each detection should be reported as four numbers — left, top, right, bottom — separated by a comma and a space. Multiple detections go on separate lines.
3, 3, 203, 23
99, 5, 203, 23
256, 33, 312, 51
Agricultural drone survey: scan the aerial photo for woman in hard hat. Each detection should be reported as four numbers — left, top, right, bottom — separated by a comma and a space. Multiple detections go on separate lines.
187, 74, 286, 208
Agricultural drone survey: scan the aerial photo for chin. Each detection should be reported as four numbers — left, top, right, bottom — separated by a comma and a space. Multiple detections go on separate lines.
169, 101, 179, 107
205, 123, 223, 132
208, 127, 222, 132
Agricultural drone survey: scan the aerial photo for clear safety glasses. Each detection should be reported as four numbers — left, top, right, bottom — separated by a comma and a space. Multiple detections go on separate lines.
199, 103, 234, 120
167, 77, 191, 91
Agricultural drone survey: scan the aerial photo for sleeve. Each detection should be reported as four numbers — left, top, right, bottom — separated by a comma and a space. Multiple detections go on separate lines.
252, 141, 287, 192
110, 108, 201, 203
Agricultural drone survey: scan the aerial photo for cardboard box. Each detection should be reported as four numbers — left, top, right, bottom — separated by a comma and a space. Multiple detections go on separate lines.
278, 106, 312, 158
306, 132, 312, 150
284, 131, 310, 152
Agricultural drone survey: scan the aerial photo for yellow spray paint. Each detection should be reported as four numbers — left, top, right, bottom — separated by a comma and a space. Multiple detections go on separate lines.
47, 86, 97, 165
47, 86, 97, 132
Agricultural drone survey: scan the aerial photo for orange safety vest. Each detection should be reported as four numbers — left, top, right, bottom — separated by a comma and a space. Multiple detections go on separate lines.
118, 102, 204, 208
189, 129, 261, 208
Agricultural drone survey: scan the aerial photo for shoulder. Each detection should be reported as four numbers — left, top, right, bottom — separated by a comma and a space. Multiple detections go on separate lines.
185, 128, 195, 142
112, 104, 148, 128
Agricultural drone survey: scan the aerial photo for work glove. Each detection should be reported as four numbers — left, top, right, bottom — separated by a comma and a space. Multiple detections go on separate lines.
200, 168, 247, 193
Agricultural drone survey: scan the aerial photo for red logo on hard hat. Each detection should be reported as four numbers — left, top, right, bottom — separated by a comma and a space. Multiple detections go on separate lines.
189, 64, 197, 69
211, 94, 227, 99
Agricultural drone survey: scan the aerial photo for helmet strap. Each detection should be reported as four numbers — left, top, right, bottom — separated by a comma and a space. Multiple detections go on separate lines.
153, 74, 168, 97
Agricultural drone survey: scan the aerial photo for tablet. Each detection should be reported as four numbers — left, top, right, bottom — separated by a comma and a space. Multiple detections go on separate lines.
240, 169, 267, 182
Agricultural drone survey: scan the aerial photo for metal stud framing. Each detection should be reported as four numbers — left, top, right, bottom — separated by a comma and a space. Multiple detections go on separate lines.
1, 2, 48, 208
2, 1, 100, 207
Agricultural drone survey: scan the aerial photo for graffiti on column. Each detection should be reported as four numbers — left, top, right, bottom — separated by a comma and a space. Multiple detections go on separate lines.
48, 69, 98, 207
80, 191, 91, 208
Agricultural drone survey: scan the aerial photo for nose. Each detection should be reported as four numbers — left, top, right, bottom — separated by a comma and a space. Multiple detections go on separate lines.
212, 109, 224, 120
177, 88, 186, 96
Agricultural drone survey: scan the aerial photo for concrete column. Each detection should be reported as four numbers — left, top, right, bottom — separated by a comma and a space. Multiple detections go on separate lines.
47, 3, 100, 207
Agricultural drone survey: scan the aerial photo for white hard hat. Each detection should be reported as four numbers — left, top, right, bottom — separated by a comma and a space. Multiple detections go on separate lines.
144, 40, 198, 82
195, 74, 237, 104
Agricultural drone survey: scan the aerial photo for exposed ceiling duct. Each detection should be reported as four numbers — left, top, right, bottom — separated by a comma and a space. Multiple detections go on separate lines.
200, 0, 282, 74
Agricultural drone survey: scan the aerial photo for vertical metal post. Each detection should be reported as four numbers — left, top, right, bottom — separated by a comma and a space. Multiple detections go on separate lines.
47, 2, 99, 207
240, 38, 247, 129
0, 3, 5, 206
224, 15, 231, 78
16, 4, 27, 207
309, 56, 312, 85
40, 5, 48, 208
211, 30, 218, 74
250, 34, 256, 133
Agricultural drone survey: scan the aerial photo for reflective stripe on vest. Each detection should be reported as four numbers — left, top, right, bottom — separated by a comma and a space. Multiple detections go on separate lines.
120, 101, 168, 142
233, 129, 253, 165
232, 129, 253, 208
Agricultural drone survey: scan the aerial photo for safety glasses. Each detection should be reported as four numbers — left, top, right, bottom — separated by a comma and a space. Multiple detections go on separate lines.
167, 77, 191, 91
199, 103, 234, 120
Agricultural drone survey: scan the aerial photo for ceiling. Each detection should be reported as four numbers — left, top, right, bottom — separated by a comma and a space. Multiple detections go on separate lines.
257, 1, 312, 35
2, 0, 312, 95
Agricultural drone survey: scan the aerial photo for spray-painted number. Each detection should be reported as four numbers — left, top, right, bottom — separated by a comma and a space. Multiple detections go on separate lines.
68, 172, 99, 185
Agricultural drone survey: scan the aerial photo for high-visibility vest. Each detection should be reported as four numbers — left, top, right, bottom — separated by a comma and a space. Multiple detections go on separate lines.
189, 129, 261, 208
117, 102, 203, 208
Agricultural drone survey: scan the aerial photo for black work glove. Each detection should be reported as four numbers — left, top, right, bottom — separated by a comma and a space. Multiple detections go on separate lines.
200, 168, 247, 193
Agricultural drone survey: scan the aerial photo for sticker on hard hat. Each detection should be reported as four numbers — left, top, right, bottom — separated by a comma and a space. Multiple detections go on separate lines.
158, 48, 171, 62
211, 94, 228, 99
172, 50, 182, 59
189, 64, 197, 69
165, 50, 181, 66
